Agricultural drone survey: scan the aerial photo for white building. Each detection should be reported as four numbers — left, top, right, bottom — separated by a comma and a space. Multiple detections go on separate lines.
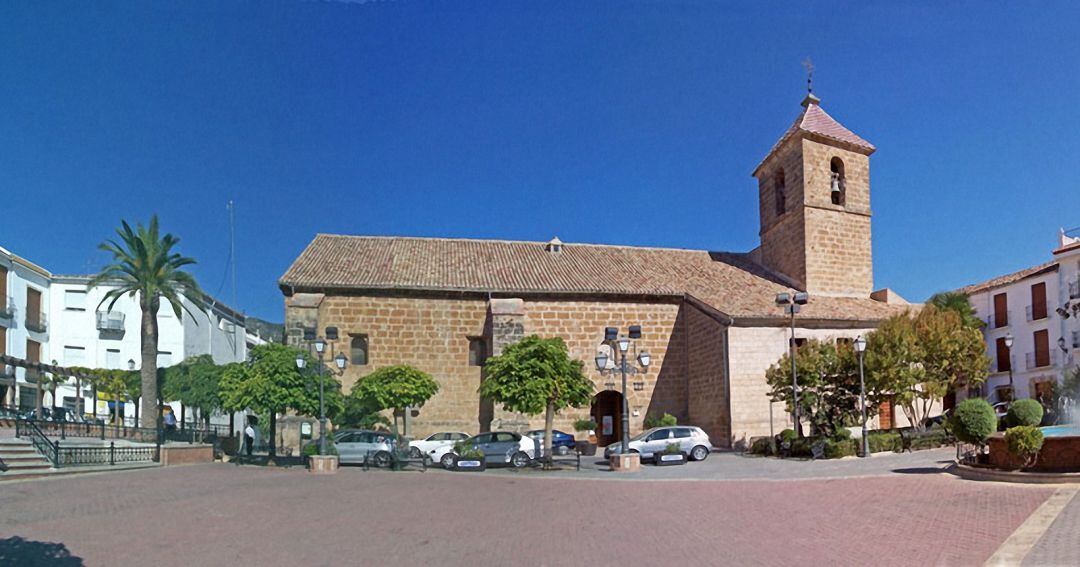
959, 228, 1080, 404
0, 246, 52, 411
2, 244, 255, 429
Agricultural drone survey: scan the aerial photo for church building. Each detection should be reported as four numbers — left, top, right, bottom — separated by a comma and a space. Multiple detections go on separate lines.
279, 93, 912, 448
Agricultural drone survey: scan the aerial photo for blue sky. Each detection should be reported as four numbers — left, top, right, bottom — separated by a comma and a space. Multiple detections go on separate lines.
2, 2, 1078, 321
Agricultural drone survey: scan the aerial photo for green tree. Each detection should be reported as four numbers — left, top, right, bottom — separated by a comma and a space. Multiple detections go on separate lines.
765, 339, 861, 437
927, 291, 983, 329
866, 306, 989, 430
338, 394, 391, 430
89, 216, 207, 428
479, 336, 593, 464
94, 369, 133, 426
349, 365, 439, 435
161, 355, 224, 428
219, 343, 343, 457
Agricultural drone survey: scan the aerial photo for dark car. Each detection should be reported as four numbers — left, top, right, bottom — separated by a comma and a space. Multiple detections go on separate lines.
525, 429, 576, 456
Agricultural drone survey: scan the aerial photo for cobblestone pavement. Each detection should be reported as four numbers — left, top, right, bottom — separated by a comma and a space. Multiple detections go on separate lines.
1024, 488, 1080, 566
0, 456, 1055, 566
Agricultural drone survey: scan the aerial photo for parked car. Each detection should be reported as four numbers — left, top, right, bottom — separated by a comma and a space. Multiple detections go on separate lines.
409, 431, 471, 459
305, 430, 399, 466
604, 426, 712, 462
525, 429, 576, 456
434, 431, 537, 469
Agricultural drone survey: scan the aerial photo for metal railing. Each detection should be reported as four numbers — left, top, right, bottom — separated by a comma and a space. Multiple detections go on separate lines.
0, 297, 14, 320
95, 311, 125, 331
25, 311, 47, 333
1025, 305, 1048, 322
15, 418, 59, 467
988, 310, 1012, 329
1025, 351, 1057, 370
16, 418, 160, 468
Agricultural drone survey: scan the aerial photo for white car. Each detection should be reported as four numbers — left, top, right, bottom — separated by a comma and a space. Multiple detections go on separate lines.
431, 431, 539, 469
408, 431, 470, 460
604, 426, 712, 461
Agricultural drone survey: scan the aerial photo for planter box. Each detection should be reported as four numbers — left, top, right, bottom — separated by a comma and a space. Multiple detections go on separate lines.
654, 452, 687, 466
609, 452, 641, 472
452, 457, 486, 472
308, 454, 339, 474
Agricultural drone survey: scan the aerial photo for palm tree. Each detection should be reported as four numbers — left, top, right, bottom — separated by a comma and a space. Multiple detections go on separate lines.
928, 291, 982, 329
90, 216, 206, 429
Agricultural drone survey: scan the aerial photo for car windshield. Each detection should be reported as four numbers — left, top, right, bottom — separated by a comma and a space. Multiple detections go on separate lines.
630, 428, 660, 442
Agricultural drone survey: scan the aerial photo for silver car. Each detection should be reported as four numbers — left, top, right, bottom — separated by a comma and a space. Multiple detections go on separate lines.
604, 426, 711, 461
335, 430, 397, 466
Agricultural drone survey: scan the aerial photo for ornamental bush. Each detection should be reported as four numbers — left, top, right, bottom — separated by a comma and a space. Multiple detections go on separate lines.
867, 431, 901, 453
749, 437, 775, 456
1004, 425, 1044, 468
644, 413, 678, 429
950, 398, 997, 446
823, 438, 858, 459
778, 429, 798, 444
1006, 399, 1044, 428
573, 419, 597, 432
302, 438, 338, 457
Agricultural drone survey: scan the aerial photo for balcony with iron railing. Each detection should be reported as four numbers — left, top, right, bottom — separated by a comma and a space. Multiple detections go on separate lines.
1025, 350, 1063, 370
96, 310, 126, 332
1026, 305, 1050, 322
25, 311, 47, 333
1069, 279, 1080, 300
985, 310, 1012, 330
0, 296, 14, 322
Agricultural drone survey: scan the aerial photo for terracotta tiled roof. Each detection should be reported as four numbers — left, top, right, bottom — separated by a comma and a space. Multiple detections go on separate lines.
753, 97, 875, 175
955, 261, 1059, 296
280, 234, 911, 322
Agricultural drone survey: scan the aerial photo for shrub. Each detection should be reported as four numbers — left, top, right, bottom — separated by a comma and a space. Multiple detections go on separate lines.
832, 428, 852, 441
778, 429, 798, 444
573, 419, 597, 432
824, 438, 858, 459
1006, 399, 1044, 428
454, 442, 484, 460
302, 439, 338, 457
663, 442, 682, 455
1004, 425, 1044, 468
644, 413, 678, 429
867, 431, 901, 453
790, 438, 812, 457
951, 398, 997, 446
749, 437, 775, 456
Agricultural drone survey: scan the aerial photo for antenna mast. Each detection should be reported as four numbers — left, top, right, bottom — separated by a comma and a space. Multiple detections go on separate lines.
228, 200, 237, 311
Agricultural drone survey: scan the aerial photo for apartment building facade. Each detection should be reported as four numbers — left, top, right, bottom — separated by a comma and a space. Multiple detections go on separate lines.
1, 244, 253, 427
960, 229, 1080, 403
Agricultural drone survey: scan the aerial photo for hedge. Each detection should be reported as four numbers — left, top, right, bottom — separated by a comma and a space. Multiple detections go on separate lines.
1006, 399, 1044, 428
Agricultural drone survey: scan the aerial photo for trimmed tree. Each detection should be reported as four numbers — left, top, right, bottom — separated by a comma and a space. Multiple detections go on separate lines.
765, 339, 860, 437
951, 398, 997, 449
349, 365, 439, 436
162, 355, 224, 429
866, 306, 989, 430
89, 216, 207, 428
479, 336, 593, 465
219, 343, 343, 457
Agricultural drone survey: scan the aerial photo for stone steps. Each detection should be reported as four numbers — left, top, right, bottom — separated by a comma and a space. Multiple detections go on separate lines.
0, 462, 160, 482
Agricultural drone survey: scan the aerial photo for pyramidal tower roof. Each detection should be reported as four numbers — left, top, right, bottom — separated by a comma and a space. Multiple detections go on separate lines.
753, 94, 875, 175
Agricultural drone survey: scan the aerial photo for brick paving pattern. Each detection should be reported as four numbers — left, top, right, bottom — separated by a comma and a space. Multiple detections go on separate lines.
0, 458, 1054, 566
1023, 489, 1080, 566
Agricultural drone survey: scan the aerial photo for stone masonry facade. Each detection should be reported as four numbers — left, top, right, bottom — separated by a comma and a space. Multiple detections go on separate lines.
285, 293, 736, 446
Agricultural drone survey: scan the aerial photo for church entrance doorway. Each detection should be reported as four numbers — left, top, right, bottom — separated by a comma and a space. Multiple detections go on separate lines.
590, 390, 623, 447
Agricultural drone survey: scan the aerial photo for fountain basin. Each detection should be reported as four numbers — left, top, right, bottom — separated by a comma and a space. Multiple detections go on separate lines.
987, 425, 1080, 472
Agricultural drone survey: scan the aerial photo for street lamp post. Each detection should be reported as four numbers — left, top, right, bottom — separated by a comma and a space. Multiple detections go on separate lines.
1004, 333, 1015, 390
297, 328, 348, 457
776, 292, 809, 437
594, 325, 650, 455
854, 336, 868, 458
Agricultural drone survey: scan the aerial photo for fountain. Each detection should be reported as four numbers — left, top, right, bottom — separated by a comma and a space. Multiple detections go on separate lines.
986, 396, 1080, 472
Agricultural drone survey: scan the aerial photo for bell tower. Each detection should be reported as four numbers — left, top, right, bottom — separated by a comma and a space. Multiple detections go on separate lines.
752, 93, 876, 297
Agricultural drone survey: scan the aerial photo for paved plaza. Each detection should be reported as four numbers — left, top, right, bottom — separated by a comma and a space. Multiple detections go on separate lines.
0, 449, 1074, 566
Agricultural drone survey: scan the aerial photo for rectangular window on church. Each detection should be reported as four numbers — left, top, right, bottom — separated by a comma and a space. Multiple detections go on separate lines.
468, 337, 486, 367
350, 334, 369, 366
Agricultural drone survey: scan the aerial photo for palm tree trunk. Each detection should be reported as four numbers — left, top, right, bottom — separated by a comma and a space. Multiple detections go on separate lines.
75, 377, 83, 418
35, 386, 43, 419
140, 296, 159, 429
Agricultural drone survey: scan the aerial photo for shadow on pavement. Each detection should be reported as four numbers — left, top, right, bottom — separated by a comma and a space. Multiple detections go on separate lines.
892, 467, 946, 475
0, 536, 84, 566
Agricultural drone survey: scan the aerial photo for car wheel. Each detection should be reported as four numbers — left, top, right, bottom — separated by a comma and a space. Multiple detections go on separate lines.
556, 445, 569, 456
510, 451, 530, 468
373, 451, 392, 468
690, 445, 709, 461
440, 453, 456, 469
409, 447, 422, 459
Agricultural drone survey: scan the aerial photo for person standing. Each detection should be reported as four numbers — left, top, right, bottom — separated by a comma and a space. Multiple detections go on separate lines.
244, 423, 255, 457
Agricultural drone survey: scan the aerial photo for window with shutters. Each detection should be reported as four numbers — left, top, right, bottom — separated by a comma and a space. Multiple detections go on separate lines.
1030, 282, 1048, 321
993, 293, 1008, 328
995, 337, 1011, 372
1034, 330, 1050, 368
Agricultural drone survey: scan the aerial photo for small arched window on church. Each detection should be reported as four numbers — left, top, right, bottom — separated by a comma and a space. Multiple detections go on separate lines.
350, 334, 369, 366
830, 157, 846, 206
774, 169, 786, 216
